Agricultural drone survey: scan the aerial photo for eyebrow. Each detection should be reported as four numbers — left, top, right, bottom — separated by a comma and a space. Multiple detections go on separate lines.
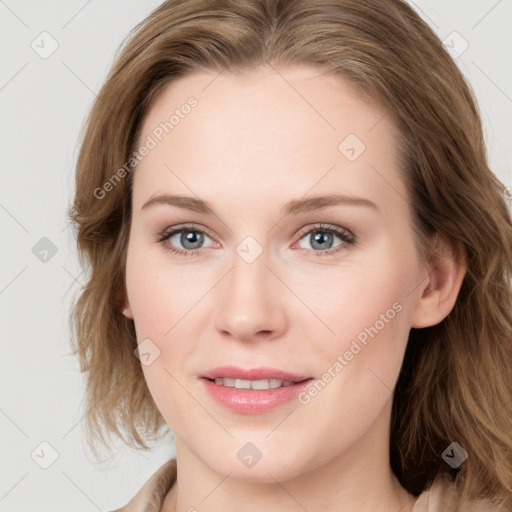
141, 193, 379, 216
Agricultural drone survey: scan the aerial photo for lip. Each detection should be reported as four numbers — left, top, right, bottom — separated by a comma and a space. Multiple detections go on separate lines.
201, 366, 312, 383
201, 377, 314, 414
200, 366, 314, 414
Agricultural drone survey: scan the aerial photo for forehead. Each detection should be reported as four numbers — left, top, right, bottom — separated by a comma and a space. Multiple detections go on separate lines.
132, 65, 407, 216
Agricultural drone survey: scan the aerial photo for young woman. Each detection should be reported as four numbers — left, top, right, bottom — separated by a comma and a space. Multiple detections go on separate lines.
68, 1, 512, 510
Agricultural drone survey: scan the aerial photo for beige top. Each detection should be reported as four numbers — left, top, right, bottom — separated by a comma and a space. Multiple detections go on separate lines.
111, 459, 509, 512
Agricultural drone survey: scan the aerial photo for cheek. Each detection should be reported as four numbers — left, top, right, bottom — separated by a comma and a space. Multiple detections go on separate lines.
127, 251, 200, 430
124, 244, 206, 396
319, 245, 413, 336
125, 241, 191, 335
295, 266, 411, 443
310, 243, 415, 388
139, 361, 196, 440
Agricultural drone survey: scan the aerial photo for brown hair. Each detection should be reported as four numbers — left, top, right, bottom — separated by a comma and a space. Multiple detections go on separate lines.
67, 0, 512, 506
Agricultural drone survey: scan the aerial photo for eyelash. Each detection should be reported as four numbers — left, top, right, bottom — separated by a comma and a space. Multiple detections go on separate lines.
156, 223, 356, 258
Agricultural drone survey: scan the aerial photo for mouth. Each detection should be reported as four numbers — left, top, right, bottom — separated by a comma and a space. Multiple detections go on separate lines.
203, 376, 312, 390
200, 366, 314, 413
200, 369, 315, 414
200, 365, 313, 385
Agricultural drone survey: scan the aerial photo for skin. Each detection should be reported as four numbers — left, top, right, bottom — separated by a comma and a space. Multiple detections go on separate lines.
122, 64, 466, 512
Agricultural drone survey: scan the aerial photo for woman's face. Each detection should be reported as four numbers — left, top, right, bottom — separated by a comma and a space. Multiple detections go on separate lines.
123, 65, 428, 481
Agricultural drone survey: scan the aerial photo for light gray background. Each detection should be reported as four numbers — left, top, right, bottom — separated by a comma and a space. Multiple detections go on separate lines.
0, 1, 511, 511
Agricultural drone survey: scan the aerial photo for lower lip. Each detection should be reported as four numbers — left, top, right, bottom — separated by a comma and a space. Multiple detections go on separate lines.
201, 378, 314, 414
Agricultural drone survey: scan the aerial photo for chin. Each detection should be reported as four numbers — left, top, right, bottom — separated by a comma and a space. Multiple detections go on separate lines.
204, 447, 308, 484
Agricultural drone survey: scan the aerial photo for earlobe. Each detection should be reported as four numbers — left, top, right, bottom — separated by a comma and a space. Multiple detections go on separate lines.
411, 234, 467, 329
122, 295, 134, 319
122, 305, 134, 319
121, 280, 134, 319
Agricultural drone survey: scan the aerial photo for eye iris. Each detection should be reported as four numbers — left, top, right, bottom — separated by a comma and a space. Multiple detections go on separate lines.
311, 231, 333, 250
181, 230, 203, 250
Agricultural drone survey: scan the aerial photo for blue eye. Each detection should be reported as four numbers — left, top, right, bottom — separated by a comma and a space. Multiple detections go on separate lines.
158, 224, 214, 257
157, 223, 356, 258
294, 223, 355, 257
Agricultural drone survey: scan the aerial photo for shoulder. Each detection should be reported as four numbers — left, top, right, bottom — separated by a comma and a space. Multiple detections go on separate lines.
112, 458, 177, 512
412, 474, 512, 512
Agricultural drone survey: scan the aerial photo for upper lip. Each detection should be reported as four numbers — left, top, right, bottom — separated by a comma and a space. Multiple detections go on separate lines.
201, 366, 312, 383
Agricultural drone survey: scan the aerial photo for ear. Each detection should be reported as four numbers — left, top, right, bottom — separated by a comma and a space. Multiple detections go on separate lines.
411, 233, 467, 328
121, 284, 134, 319
122, 302, 134, 320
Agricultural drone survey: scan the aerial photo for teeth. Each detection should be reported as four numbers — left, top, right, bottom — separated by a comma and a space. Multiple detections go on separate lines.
213, 377, 295, 389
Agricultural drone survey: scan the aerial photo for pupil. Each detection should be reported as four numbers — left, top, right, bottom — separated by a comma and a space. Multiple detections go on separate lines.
182, 230, 203, 249
312, 231, 333, 250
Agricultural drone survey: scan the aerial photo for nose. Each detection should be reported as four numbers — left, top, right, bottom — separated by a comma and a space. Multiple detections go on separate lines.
214, 246, 287, 343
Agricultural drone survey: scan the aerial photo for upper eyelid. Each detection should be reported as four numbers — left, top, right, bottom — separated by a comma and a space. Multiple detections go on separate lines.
296, 223, 353, 239
160, 223, 216, 240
